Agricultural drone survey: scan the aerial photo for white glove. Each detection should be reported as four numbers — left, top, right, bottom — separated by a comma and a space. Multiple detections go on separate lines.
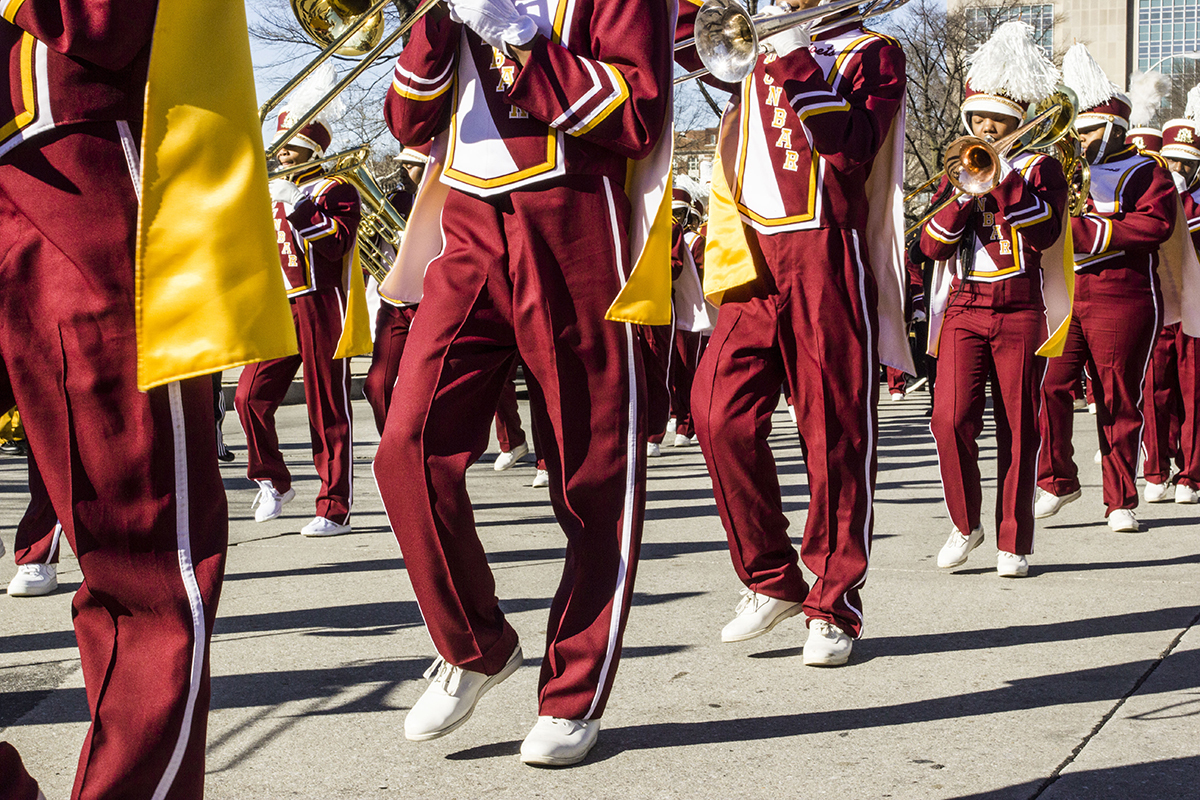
1173, 170, 1188, 194
269, 179, 305, 206
761, 3, 810, 59
446, 0, 537, 55
912, 308, 927, 323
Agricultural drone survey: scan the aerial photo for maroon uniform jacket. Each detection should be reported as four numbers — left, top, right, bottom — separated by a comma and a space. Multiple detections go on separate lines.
1071, 146, 1176, 295
921, 153, 1068, 312
1183, 183, 1200, 252
0, 1, 155, 159
676, 6, 905, 234
275, 162, 362, 298
384, 2, 671, 198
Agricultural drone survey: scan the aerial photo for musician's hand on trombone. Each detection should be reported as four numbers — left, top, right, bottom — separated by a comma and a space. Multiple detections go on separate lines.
760, 4, 810, 58
446, 0, 538, 59
269, 179, 305, 207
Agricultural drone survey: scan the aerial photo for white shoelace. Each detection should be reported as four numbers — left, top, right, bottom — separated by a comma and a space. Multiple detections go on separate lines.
733, 588, 764, 615
423, 657, 463, 694
251, 483, 276, 510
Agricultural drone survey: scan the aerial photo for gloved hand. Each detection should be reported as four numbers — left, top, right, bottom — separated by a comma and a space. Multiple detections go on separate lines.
1173, 170, 1189, 194
446, 0, 538, 55
912, 308, 927, 323
761, 3, 810, 59
269, 179, 305, 206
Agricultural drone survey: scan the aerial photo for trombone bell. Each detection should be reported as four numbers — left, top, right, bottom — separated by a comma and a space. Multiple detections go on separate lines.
694, 0, 759, 84
291, 0, 384, 57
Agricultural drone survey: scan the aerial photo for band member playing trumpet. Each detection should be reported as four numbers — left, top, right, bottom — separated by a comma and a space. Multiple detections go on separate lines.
377, 0, 672, 766
1036, 44, 1179, 532
678, 0, 908, 665
919, 22, 1069, 577
236, 87, 363, 537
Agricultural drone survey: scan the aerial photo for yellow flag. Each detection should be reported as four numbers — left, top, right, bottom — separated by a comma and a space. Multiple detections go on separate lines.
333, 247, 374, 359
136, 0, 298, 390
702, 149, 759, 305
1034, 223, 1075, 358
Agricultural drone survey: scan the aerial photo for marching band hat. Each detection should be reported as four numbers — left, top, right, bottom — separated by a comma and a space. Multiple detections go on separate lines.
273, 112, 332, 156
1064, 43, 1131, 130
395, 147, 429, 166
271, 62, 342, 159
961, 21, 1060, 132
1160, 119, 1200, 161
1127, 127, 1164, 154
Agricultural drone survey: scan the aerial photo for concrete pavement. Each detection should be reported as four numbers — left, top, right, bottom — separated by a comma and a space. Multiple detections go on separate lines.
2, 380, 1198, 799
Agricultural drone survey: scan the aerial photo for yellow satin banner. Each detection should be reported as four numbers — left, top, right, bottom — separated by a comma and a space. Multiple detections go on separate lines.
136, 0, 298, 390
334, 246, 374, 359
1034, 223, 1075, 358
606, 182, 674, 326
702, 149, 759, 305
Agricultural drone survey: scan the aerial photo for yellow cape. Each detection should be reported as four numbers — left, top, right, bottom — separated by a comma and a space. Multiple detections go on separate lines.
136, 0, 298, 390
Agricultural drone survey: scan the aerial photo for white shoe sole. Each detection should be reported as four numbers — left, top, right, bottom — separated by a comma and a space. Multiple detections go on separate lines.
721, 602, 802, 643
254, 488, 296, 522
521, 740, 598, 767
405, 647, 523, 742
1033, 489, 1081, 519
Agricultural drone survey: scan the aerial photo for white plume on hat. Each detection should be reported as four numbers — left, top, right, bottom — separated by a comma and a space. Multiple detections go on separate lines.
1127, 70, 1170, 127
965, 21, 1060, 103
275, 62, 344, 148
1185, 84, 1200, 120
1062, 42, 1121, 110
674, 173, 702, 205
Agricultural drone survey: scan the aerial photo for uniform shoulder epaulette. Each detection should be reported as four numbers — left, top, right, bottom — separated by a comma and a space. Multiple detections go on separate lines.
860, 27, 900, 48
1145, 152, 1168, 168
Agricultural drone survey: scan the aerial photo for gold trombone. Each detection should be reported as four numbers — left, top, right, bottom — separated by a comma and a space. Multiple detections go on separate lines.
905, 86, 1080, 238
674, 0, 911, 85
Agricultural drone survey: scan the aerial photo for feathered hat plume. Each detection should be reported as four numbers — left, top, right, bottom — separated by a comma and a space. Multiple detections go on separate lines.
1127, 70, 1170, 127
274, 62, 344, 155
1062, 43, 1120, 111
1186, 85, 1200, 120
965, 21, 1060, 104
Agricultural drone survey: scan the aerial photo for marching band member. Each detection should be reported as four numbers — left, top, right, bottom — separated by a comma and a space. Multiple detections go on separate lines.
919, 22, 1069, 577
1036, 44, 1178, 532
235, 77, 365, 538
679, 0, 909, 665
7, 457, 62, 597
377, 0, 672, 765
1149, 104, 1200, 504
669, 174, 711, 446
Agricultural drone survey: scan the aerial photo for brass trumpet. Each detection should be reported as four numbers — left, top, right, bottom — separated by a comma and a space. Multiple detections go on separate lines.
906, 86, 1080, 238
675, 0, 911, 85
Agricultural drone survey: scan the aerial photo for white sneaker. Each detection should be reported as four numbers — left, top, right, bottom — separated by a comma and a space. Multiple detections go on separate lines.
673, 433, 692, 447
936, 525, 984, 569
251, 479, 295, 522
520, 717, 600, 766
666, 417, 677, 435
1094, 449, 1102, 464
300, 516, 350, 537
7, 563, 58, 596
647, 442, 662, 458
787, 405, 796, 424
996, 551, 1029, 578
890, 392, 904, 402
1088, 402, 1097, 414
1175, 483, 1199, 504
1144, 481, 1172, 503
803, 619, 853, 666
1073, 397, 1086, 410
1034, 488, 1081, 519
493, 441, 529, 471
531, 469, 550, 488
1107, 508, 1140, 533
404, 645, 522, 741
720, 588, 802, 642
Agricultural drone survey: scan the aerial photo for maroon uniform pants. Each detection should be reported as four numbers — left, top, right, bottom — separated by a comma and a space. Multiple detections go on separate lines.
374, 177, 647, 719
886, 366, 907, 395
671, 330, 702, 438
1142, 323, 1183, 485
931, 305, 1046, 554
693, 227, 879, 638
0, 123, 227, 800
493, 362, 528, 452
364, 301, 418, 435
236, 288, 354, 524
13, 452, 61, 565
640, 322, 674, 444
1038, 286, 1160, 513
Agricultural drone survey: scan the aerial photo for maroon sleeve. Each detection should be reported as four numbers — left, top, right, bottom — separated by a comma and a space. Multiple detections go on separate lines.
7, 0, 156, 72
690, 233, 705, 272
505, 0, 672, 160
383, 6, 461, 148
1183, 190, 1200, 253
770, 36, 906, 174
920, 176, 973, 261
1072, 161, 1177, 257
287, 180, 361, 263
670, 223, 687, 281
991, 155, 1067, 252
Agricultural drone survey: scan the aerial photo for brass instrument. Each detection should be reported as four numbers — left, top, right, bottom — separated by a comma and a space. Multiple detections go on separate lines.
675, 0, 911, 85
263, 0, 441, 160
906, 86, 1079, 238
275, 146, 406, 282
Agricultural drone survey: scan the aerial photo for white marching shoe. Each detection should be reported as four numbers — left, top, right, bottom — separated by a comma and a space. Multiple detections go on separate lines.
1106, 508, 1140, 533
251, 479, 295, 522
520, 717, 601, 766
532, 469, 550, 488
673, 433, 693, 447
647, 442, 662, 458
666, 417, 677, 435
1034, 488, 1081, 519
996, 551, 1029, 578
493, 441, 529, 471
1144, 481, 1172, 503
300, 516, 351, 537
7, 563, 58, 596
720, 588, 802, 642
936, 525, 984, 569
404, 645, 522, 741
803, 618, 853, 666
1176, 483, 1199, 504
